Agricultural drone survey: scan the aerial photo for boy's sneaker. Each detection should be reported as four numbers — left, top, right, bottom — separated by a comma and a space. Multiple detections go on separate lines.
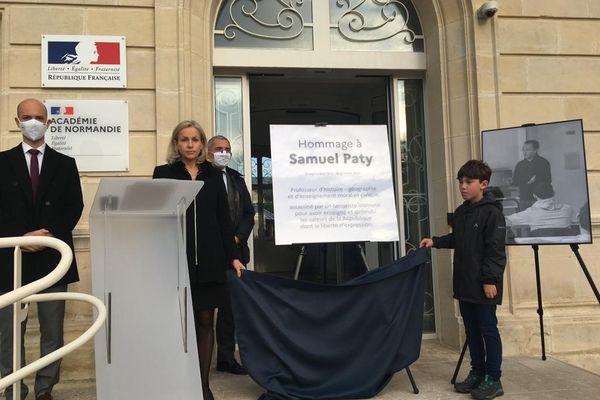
454, 370, 483, 393
471, 375, 504, 399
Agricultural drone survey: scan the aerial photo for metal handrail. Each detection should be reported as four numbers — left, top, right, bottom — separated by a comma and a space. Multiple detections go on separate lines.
0, 236, 107, 396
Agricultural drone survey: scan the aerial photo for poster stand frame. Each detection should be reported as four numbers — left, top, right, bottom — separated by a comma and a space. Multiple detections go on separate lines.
450, 243, 600, 384
283, 122, 417, 394
293, 243, 371, 283
453, 119, 597, 382
290, 123, 375, 283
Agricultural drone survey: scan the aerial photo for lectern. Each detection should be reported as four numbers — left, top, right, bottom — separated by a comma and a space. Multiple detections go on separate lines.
90, 178, 204, 400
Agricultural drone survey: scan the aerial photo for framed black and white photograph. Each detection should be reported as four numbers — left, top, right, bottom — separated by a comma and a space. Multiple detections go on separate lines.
482, 119, 592, 246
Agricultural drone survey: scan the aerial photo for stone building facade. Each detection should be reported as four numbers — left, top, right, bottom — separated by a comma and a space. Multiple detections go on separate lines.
0, 0, 599, 380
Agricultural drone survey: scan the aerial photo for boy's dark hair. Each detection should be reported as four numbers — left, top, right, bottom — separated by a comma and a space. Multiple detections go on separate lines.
523, 139, 540, 150
456, 160, 492, 182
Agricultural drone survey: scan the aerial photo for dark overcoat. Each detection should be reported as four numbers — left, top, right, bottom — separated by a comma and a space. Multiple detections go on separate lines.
153, 161, 237, 283
0, 144, 83, 291
225, 166, 255, 264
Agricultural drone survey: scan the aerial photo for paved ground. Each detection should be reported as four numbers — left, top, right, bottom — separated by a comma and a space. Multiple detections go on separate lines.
6, 339, 600, 399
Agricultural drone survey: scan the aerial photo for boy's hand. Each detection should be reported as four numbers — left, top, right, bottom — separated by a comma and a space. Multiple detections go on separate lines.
483, 284, 497, 299
419, 238, 433, 248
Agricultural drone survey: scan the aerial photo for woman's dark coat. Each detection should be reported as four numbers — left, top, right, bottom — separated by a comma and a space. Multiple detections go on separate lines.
153, 160, 237, 284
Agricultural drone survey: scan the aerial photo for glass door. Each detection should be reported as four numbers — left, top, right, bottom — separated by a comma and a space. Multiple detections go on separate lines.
248, 73, 392, 284
393, 79, 434, 332
214, 74, 435, 332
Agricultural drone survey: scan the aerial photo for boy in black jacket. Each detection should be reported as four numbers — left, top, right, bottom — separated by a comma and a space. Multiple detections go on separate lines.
421, 160, 506, 400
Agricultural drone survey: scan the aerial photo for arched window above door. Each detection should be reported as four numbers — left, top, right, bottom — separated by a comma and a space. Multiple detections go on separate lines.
214, 0, 314, 49
330, 0, 423, 52
213, 0, 425, 70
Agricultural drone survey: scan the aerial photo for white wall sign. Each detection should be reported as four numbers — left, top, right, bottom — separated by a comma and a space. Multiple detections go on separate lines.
44, 100, 129, 172
41, 35, 127, 88
270, 124, 400, 245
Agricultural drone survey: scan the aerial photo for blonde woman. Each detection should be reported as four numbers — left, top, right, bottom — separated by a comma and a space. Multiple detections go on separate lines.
153, 120, 244, 400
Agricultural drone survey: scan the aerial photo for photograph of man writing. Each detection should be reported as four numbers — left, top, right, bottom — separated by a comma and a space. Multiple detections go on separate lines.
511, 140, 551, 211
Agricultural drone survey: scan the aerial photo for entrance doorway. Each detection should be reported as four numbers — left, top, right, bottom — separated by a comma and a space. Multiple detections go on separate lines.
213, 73, 435, 332
248, 73, 394, 283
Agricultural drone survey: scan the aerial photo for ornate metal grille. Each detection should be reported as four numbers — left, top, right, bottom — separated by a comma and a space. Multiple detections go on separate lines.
214, 0, 314, 49
331, 0, 424, 51
214, 0, 423, 52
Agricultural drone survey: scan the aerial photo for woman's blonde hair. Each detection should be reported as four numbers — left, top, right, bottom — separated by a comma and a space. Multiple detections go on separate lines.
166, 120, 208, 165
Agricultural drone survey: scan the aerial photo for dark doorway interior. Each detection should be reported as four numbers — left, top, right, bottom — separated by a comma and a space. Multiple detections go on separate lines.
249, 73, 394, 283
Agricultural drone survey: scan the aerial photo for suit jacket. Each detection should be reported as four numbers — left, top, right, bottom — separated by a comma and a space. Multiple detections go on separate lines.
512, 154, 551, 208
225, 166, 255, 264
153, 161, 238, 284
0, 144, 83, 291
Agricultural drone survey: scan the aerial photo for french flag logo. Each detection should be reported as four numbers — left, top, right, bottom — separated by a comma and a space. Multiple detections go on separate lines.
50, 106, 75, 115
47, 40, 120, 65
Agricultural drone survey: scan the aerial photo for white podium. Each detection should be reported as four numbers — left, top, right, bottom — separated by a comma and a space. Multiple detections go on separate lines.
90, 178, 204, 400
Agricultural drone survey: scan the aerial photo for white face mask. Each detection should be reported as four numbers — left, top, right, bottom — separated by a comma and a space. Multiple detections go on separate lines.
19, 119, 47, 142
212, 151, 231, 168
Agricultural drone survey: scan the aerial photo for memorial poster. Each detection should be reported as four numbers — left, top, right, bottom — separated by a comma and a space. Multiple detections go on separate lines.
482, 119, 591, 245
270, 124, 400, 245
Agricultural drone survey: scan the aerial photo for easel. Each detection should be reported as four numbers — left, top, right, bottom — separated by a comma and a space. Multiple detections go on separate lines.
293, 242, 419, 394
532, 244, 600, 360
451, 243, 600, 384
293, 243, 372, 283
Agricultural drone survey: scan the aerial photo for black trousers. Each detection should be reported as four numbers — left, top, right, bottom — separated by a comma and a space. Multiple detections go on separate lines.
216, 285, 236, 363
459, 300, 502, 380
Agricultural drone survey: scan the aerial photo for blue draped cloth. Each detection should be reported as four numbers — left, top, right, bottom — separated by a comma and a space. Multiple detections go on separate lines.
227, 248, 429, 400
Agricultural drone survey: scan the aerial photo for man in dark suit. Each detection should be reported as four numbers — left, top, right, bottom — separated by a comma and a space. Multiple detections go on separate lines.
512, 139, 551, 211
207, 135, 255, 375
0, 98, 84, 400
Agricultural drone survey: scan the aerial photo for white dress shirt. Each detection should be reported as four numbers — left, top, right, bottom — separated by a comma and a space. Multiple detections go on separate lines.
22, 142, 46, 173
